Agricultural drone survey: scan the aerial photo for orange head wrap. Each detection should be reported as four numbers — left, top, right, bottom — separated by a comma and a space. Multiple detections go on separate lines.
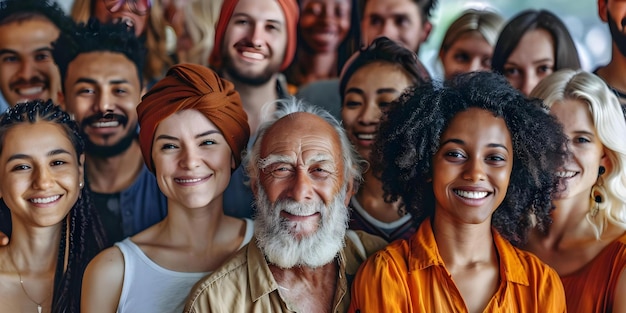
137, 63, 250, 172
209, 0, 299, 72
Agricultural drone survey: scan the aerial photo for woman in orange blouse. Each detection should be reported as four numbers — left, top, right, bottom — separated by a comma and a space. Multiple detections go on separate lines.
525, 69, 626, 313
349, 72, 568, 313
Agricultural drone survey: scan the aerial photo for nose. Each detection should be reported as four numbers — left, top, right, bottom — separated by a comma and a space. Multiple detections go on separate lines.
94, 91, 114, 113
380, 21, 399, 42
17, 58, 36, 80
179, 146, 201, 169
250, 22, 265, 48
521, 73, 539, 96
33, 166, 54, 190
463, 158, 486, 182
468, 58, 484, 72
358, 103, 381, 125
287, 168, 315, 202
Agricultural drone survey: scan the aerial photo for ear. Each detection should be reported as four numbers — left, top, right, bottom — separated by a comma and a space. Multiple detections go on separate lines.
57, 90, 65, 111
344, 177, 357, 207
598, 0, 608, 23
231, 154, 237, 171
420, 21, 433, 45
78, 153, 86, 184
600, 148, 613, 174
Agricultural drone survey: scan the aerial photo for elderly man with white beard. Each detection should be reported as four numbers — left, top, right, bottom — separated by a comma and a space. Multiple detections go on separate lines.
183, 98, 387, 313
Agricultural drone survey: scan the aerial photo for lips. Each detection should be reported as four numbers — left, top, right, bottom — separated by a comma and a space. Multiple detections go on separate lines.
29, 195, 61, 204
454, 190, 489, 199
556, 170, 577, 178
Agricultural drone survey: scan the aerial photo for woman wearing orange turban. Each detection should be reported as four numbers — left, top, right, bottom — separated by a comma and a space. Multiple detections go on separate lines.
81, 63, 253, 313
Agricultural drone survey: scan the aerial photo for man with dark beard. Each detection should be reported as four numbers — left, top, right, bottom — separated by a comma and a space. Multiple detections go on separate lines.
596, 0, 626, 113
52, 20, 167, 244
184, 99, 387, 313
209, 0, 299, 219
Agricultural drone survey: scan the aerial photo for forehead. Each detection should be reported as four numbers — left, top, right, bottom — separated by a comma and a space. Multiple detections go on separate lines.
347, 62, 412, 89
0, 17, 59, 48
67, 51, 140, 85
442, 108, 512, 147
154, 109, 220, 135
232, 0, 286, 22
261, 113, 342, 161
364, 0, 419, 15
2, 121, 75, 156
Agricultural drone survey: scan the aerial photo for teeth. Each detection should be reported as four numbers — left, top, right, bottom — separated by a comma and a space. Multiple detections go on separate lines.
17, 86, 43, 96
30, 195, 60, 204
454, 190, 488, 199
176, 178, 202, 183
356, 133, 375, 140
556, 171, 576, 178
241, 51, 264, 60
285, 209, 317, 216
92, 121, 119, 128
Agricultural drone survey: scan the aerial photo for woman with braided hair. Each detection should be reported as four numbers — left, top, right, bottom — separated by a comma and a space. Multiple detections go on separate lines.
0, 99, 106, 313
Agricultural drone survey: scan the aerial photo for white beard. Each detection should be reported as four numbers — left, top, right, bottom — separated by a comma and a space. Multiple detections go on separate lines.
254, 186, 349, 269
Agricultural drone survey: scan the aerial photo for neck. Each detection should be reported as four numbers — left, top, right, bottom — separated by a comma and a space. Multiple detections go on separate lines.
86, 140, 144, 193
294, 50, 338, 85
431, 214, 495, 266
157, 198, 228, 248
225, 73, 279, 135
356, 171, 403, 222
597, 45, 626, 92
4, 221, 61, 273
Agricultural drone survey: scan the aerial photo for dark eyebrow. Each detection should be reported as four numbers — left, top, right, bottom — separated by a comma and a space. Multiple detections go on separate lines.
154, 130, 221, 142
441, 139, 509, 152
231, 13, 283, 25
75, 78, 130, 85
0, 47, 53, 55
345, 87, 364, 95
377, 88, 399, 94
7, 149, 72, 162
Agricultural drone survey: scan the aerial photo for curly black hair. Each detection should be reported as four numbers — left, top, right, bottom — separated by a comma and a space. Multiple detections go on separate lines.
52, 18, 147, 90
0, 99, 107, 313
0, 0, 74, 35
373, 71, 567, 245
339, 36, 431, 104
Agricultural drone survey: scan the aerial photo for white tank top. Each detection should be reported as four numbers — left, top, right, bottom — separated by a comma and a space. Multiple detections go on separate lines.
115, 218, 254, 313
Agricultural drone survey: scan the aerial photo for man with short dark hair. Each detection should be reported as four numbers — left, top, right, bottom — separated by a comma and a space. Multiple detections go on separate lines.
52, 20, 167, 244
0, 0, 73, 109
361, 0, 437, 53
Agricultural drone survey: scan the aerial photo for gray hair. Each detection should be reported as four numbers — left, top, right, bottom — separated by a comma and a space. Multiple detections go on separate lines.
244, 96, 366, 192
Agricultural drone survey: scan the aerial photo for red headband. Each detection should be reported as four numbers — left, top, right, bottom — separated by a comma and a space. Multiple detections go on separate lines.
209, 0, 299, 72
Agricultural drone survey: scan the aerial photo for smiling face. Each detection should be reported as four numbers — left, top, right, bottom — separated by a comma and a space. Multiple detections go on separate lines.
440, 31, 494, 81
299, 0, 351, 53
550, 99, 607, 201
0, 121, 83, 227
0, 17, 62, 106
63, 51, 141, 153
432, 108, 513, 225
503, 29, 555, 96
254, 112, 349, 268
151, 109, 234, 210
342, 61, 413, 160
220, 0, 287, 86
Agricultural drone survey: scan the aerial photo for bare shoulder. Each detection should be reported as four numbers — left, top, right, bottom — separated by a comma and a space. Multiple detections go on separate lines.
81, 246, 125, 313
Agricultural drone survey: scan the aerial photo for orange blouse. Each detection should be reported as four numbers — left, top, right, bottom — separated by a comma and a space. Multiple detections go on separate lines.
560, 233, 626, 313
349, 220, 566, 313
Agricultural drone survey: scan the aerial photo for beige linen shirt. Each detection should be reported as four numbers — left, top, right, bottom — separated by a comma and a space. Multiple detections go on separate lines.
183, 230, 387, 313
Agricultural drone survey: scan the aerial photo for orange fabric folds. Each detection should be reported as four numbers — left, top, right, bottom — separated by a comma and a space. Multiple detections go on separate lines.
137, 63, 250, 171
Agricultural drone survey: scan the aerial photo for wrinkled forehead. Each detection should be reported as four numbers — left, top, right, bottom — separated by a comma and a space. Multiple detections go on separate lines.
260, 112, 342, 164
